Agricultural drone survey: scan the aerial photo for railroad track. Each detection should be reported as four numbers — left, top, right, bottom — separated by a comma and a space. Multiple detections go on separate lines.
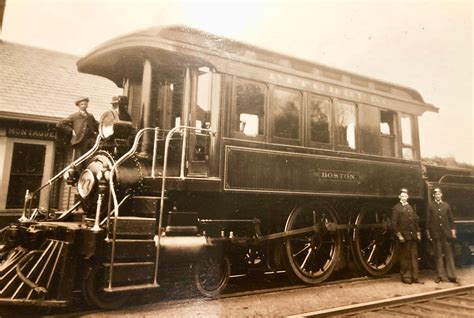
27, 273, 388, 317
289, 284, 474, 317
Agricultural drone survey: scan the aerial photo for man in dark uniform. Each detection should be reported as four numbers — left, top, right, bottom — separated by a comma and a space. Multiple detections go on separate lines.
57, 97, 99, 160
391, 188, 423, 284
426, 187, 459, 284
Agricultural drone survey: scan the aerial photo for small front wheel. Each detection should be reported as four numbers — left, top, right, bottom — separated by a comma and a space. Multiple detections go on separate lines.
194, 252, 231, 297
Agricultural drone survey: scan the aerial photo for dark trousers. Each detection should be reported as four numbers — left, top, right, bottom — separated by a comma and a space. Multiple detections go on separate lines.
72, 138, 96, 161
399, 240, 419, 282
433, 238, 456, 280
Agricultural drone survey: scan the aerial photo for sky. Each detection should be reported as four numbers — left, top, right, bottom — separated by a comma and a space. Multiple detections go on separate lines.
2, 0, 473, 164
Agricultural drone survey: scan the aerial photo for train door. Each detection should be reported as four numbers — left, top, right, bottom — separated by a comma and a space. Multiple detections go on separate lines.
187, 67, 216, 177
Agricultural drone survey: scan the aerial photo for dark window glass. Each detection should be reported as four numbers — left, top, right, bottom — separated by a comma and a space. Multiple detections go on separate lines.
272, 87, 301, 140
335, 101, 356, 149
7, 143, 46, 208
234, 79, 266, 137
308, 96, 330, 143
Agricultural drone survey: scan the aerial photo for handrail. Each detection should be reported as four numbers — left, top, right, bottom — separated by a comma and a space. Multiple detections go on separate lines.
153, 125, 212, 284
21, 135, 102, 222
438, 173, 474, 185
106, 127, 166, 289
101, 194, 131, 227
105, 125, 212, 288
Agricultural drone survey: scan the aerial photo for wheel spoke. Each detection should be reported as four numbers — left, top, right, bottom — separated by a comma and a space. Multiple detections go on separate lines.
367, 243, 377, 263
293, 243, 311, 257
300, 247, 313, 270
352, 209, 398, 276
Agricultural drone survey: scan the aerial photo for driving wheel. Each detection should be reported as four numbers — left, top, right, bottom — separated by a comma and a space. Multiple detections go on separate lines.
351, 208, 398, 276
283, 201, 341, 284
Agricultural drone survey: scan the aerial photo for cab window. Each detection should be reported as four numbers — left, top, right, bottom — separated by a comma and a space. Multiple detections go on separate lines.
400, 114, 414, 159
233, 78, 266, 138
308, 95, 331, 144
380, 110, 397, 157
271, 87, 302, 143
335, 101, 357, 150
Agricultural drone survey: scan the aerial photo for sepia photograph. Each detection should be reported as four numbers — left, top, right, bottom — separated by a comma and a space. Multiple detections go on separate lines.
0, 0, 472, 316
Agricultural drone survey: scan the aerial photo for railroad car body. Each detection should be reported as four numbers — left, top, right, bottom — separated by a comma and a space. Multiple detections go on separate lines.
0, 26, 472, 309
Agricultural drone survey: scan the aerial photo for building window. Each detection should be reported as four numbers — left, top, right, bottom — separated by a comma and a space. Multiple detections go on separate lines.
308, 95, 331, 144
272, 87, 301, 141
234, 78, 266, 137
6, 143, 46, 208
401, 114, 414, 159
335, 101, 356, 149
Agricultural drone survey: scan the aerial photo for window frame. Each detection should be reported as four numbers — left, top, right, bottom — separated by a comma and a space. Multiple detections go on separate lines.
0, 138, 55, 211
334, 99, 358, 152
306, 93, 333, 150
398, 112, 417, 160
379, 109, 398, 157
270, 85, 303, 146
230, 77, 268, 142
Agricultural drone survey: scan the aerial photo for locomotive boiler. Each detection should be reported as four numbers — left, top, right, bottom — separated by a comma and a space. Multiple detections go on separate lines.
0, 25, 473, 309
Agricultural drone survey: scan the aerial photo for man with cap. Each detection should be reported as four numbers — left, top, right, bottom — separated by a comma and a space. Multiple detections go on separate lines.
426, 187, 459, 284
391, 188, 423, 284
57, 97, 99, 160
110, 95, 132, 122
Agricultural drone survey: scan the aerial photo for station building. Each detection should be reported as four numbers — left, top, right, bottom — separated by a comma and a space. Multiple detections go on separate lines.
0, 41, 120, 225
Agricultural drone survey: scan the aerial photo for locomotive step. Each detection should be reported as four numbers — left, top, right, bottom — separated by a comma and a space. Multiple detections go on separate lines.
120, 196, 164, 217
103, 261, 155, 285
108, 216, 156, 237
105, 239, 156, 260
104, 282, 159, 293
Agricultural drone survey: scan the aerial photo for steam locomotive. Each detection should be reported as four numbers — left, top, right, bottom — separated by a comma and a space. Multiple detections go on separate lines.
1, 25, 472, 309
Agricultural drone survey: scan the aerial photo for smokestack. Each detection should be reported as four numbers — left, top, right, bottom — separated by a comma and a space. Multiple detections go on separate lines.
0, 0, 6, 40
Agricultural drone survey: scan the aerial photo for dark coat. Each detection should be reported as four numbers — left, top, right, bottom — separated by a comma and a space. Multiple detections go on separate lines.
391, 202, 420, 241
57, 112, 98, 146
426, 201, 455, 239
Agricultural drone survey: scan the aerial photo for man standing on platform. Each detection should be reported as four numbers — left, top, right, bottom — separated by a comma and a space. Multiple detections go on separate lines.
58, 96, 99, 160
391, 188, 423, 284
426, 187, 459, 284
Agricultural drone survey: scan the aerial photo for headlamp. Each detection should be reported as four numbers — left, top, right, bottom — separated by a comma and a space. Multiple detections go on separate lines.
77, 169, 96, 198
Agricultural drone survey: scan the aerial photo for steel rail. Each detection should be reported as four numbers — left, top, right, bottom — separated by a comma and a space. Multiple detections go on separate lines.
288, 284, 474, 317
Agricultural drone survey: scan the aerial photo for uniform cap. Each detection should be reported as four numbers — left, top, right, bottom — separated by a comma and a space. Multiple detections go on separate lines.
399, 188, 408, 194
75, 96, 89, 105
433, 187, 442, 194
